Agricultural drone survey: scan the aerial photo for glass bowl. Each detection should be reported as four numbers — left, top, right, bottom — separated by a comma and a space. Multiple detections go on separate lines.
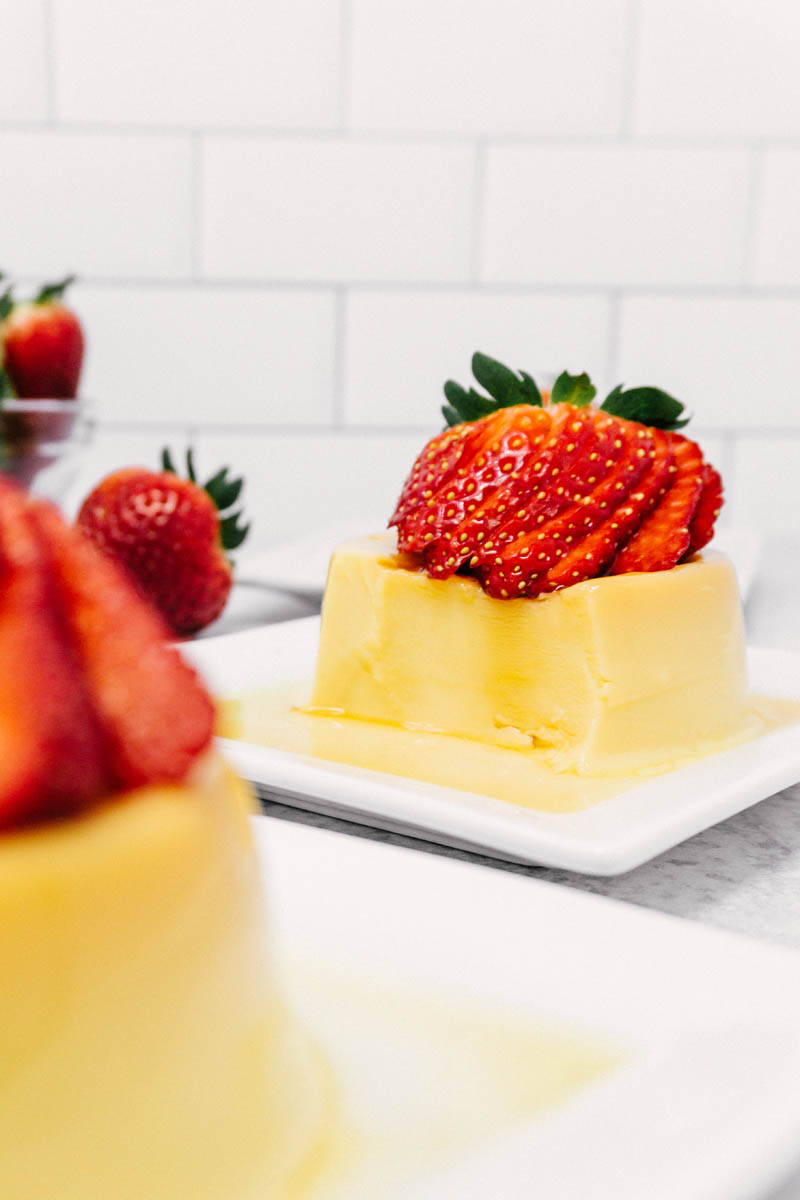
0, 398, 94, 502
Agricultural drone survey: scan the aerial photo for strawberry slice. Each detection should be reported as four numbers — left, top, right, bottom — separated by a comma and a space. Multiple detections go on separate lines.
544, 426, 675, 591
609, 435, 705, 575
0, 482, 110, 827
688, 463, 724, 554
32, 504, 215, 789
420, 405, 554, 576
391, 423, 476, 528
483, 414, 651, 596
396, 408, 551, 555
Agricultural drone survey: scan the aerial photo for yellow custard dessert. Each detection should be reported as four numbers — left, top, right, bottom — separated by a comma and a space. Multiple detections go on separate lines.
311, 535, 749, 776
220, 535, 796, 815
0, 479, 331, 1198
0, 756, 330, 1200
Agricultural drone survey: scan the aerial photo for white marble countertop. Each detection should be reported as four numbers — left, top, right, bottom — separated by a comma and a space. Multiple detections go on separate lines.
216, 530, 800, 1199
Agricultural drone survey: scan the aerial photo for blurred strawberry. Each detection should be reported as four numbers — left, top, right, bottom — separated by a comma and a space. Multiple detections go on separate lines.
2, 275, 84, 398
0, 477, 112, 827
76, 449, 249, 636
35, 501, 215, 789
0, 474, 215, 829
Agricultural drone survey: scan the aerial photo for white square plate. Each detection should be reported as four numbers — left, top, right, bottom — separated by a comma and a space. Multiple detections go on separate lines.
187, 618, 800, 876
261, 814, 800, 1199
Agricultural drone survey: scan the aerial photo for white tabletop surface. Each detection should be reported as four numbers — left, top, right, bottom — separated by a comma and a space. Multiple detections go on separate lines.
209, 531, 800, 1199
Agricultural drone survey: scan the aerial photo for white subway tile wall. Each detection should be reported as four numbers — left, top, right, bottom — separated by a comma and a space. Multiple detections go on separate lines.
2, 0, 798, 543
482, 147, 751, 285
52, 0, 341, 129
344, 291, 612, 426
0, 133, 192, 279
201, 139, 475, 282
0, 1, 48, 122
75, 284, 336, 426
348, 0, 629, 135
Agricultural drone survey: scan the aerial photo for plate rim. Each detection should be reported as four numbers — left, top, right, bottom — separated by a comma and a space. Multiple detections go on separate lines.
258, 813, 800, 1200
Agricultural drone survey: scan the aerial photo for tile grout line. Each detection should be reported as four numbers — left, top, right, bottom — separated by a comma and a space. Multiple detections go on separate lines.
92, 419, 800, 439
469, 139, 487, 283
41, 0, 57, 124
54, 277, 800, 298
5, 117, 800, 150
618, 0, 643, 139
740, 143, 765, 285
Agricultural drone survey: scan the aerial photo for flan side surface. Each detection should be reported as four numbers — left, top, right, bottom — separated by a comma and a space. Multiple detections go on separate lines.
0, 754, 329, 1200
310, 535, 748, 775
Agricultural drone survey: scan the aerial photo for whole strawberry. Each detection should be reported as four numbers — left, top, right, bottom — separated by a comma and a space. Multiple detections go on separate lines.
2, 275, 84, 398
77, 449, 249, 635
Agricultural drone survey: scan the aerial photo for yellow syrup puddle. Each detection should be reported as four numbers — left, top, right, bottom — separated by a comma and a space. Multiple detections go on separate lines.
284, 960, 624, 1199
217, 683, 800, 815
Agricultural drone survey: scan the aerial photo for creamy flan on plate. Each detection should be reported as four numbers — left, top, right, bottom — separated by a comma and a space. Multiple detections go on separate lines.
0, 477, 330, 1198
220, 358, 800, 817
0, 758, 331, 1200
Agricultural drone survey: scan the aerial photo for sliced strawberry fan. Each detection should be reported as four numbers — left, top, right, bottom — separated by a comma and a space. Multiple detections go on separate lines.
390, 353, 723, 599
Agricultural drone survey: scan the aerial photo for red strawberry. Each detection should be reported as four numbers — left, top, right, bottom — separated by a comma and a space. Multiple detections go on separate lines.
33, 502, 215, 790
609, 435, 705, 575
0, 475, 215, 829
76, 449, 249, 636
482, 415, 660, 597
390, 354, 724, 598
2, 276, 84, 398
543, 426, 674, 591
688, 463, 724, 555
419, 405, 554, 571
0, 479, 111, 827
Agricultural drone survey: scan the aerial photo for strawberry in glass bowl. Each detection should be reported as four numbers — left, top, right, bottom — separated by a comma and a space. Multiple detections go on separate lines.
0, 274, 93, 499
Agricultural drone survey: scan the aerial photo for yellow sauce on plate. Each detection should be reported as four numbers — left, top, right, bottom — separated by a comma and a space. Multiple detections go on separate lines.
218, 683, 800, 814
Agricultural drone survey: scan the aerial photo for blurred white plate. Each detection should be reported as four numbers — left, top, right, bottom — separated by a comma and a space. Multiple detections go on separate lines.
238, 522, 760, 602
187, 621, 800, 875
262, 814, 800, 1199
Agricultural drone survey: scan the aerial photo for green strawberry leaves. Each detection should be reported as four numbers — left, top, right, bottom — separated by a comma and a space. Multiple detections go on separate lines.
600, 384, 689, 430
0, 284, 15, 426
204, 465, 243, 512
550, 370, 596, 408
0, 286, 14, 324
442, 352, 543, 426
441, 353, 690, 432
160, 446, 250, 554
219, 511, 250, 551
35, 275, 76, 305
0, 367, 14, 400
